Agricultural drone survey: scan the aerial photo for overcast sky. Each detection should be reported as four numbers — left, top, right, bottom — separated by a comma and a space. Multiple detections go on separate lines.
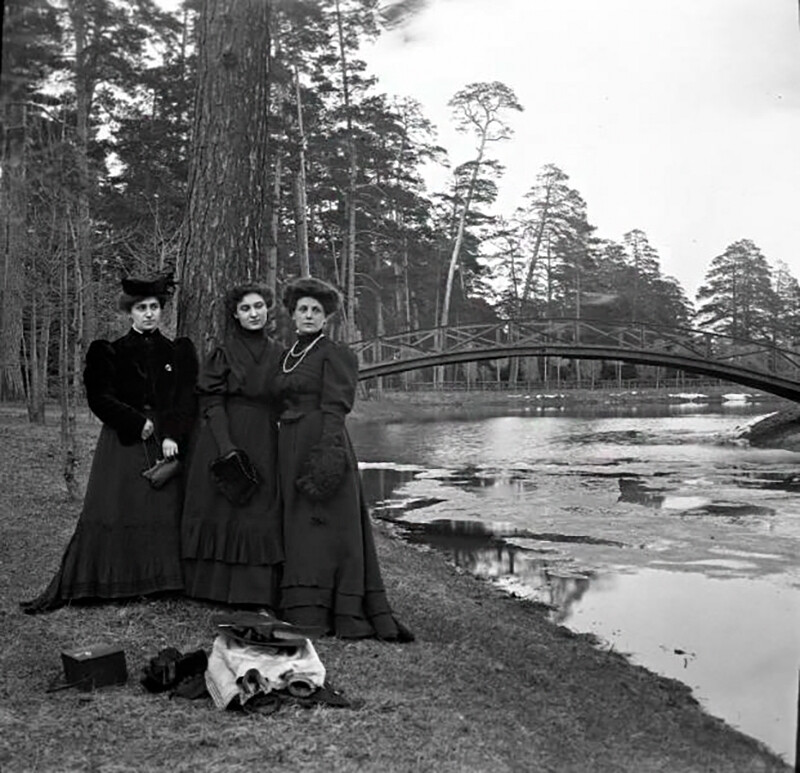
363, 0, 800, 298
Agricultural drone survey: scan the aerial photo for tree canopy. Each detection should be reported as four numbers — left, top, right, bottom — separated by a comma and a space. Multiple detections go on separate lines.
2, 0, 798, 415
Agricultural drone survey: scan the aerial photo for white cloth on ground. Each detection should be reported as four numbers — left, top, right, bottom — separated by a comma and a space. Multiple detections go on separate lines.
205, 632, 326, 710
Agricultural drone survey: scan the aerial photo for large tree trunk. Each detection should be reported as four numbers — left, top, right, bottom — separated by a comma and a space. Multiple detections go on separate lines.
0, 102, 27, 400
178, 0, 272, 353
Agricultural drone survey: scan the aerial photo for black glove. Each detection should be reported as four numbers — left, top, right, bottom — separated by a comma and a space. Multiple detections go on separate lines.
210, 449, 261, 505
295, 435, 349, 502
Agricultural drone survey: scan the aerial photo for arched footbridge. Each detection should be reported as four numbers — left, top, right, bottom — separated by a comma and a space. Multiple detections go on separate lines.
350, 318, 800, 402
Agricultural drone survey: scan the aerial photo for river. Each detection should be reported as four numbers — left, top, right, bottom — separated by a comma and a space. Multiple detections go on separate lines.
350, 397, 800, 767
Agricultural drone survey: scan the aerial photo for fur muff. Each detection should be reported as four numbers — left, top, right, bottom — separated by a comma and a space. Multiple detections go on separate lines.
210, 448, 261, 505
295, 437, 349, 502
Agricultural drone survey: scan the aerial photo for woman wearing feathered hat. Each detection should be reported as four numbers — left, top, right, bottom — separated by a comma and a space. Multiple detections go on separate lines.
180, 283, 284, 607
274, 276, 413, 641
22, 272, 198, 612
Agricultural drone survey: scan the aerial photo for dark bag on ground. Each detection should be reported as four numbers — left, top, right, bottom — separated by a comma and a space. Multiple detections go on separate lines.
210, 449, 261, 505
141, 647, 208, 694
295, 436, 349, 502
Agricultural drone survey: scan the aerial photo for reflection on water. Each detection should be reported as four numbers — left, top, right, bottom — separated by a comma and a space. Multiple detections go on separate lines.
618, 477, 667, 507
734, 471, 800, 493
396, 518, 596, 624
355, 403, 800, 765
617, 477, 778, 518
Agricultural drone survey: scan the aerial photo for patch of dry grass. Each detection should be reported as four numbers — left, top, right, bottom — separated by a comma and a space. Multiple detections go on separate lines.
0, 403, 791, 772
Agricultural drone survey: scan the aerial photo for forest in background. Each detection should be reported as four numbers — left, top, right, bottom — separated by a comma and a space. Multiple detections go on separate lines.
3, 0, 800, 421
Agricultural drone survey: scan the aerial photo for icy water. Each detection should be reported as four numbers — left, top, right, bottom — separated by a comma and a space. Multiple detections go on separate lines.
351, 400, 800, 766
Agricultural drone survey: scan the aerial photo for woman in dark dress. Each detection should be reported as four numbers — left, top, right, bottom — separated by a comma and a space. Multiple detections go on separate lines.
181, 284, 284, 607
274, 277, 413, 641
22, 273, 198, 613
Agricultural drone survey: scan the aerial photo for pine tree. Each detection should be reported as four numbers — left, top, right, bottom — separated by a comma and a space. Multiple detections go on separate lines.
439, 81, 522, 329
178, 0, 272, 352
696, 239, 776, 340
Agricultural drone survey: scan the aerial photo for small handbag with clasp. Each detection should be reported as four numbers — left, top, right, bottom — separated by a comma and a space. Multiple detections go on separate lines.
141, 436, 182, 489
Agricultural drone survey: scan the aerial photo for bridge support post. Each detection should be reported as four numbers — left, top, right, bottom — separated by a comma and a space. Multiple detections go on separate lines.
372, 339, 383, 396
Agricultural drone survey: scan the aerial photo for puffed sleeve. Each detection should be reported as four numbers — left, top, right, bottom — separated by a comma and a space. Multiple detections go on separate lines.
320, 343, 359, 438
196, 346, 235, 454
84, 339, 146, 444
162, 336, 199, 442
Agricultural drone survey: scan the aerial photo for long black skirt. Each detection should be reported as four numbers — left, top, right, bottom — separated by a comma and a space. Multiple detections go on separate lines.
278, 412, 412, 641
181, 399, 283, 607
21, 425, 184, 613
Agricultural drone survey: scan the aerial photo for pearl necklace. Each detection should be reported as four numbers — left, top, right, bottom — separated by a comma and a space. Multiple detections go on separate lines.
282, 333, 324, 374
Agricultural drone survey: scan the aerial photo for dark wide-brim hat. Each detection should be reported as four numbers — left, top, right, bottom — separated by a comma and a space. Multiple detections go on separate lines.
282, 277, 341, 316
120, 271, 176, 299
210, 611, 323, 648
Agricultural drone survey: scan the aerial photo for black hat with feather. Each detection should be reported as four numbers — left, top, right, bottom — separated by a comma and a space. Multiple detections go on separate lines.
118, 271, 176, 311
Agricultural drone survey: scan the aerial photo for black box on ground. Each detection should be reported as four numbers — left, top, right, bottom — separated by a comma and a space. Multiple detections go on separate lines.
61, 643, 128, 691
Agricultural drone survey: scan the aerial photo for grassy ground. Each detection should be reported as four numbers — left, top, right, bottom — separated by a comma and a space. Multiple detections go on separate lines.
0, 403, 792, 772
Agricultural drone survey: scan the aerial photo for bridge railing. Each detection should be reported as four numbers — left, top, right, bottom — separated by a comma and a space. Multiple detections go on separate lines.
350, 317, 800, 383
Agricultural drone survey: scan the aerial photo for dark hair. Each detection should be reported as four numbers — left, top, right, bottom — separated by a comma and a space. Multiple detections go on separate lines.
282, 277, 341, 316
118, 293, 170, 313
225, 283, 275, 319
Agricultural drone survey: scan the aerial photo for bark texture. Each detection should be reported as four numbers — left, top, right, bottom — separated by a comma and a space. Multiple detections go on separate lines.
179, 0, 272, 353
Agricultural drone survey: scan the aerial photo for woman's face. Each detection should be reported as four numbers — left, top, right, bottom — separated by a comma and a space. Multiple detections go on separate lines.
292, 296, 326, 335
130, 297, 162, 332
234, 292, 269, 331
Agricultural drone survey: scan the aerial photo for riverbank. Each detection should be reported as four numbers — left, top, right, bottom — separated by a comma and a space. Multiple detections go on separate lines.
351, 384, 793, 423
0, 407, 792, 771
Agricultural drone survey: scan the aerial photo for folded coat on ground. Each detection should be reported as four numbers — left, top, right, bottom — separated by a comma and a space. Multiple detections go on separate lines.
205, 632, 326, 710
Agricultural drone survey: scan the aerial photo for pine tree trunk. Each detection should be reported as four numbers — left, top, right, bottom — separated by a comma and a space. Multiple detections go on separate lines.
26, 280, 44, 424
60, 230, 80, 500
178, 0, 272, 353
0, 102, 26, 400
440, 137, 486, 331
70, 0, 97, 352
268, 151, 282, 294
510, 187, 554, 386
334, 0, 357, 342
294, 67, 310, 277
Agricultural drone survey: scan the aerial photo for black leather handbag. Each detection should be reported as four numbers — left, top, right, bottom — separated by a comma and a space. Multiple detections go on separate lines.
141, 456, 182, 489
210, 448, 261, 505
141, 438, 182, 489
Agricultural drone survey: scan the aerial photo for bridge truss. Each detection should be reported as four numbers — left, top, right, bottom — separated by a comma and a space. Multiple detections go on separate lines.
350, 318, 800, 401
